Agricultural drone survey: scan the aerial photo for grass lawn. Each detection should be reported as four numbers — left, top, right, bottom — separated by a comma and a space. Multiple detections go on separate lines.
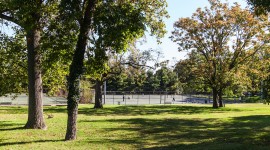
1, 104, 270, 149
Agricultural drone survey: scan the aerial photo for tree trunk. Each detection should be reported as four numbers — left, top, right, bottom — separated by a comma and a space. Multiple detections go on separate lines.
65, 0, 96, 141
212, 87, 219, 108
24, 29, 46, 129
218, 88, 224, 107
94, 80, 103, 109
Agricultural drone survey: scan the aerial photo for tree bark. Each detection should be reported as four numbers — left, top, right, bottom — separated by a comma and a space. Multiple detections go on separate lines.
218, 88, 224, 107
212, 87, 219, 108
65, 0, 96, 141
94, 80, 103, 109
24, 28, 46, 129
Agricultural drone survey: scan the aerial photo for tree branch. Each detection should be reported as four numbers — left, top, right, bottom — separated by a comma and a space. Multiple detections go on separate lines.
0, 13, 20, 26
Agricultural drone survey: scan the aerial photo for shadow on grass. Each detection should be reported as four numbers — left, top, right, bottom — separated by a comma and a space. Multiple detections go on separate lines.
0, 121, 25, 131
0, 106, 28, 114
81, 115, 270, 149
78, 105, 243, 116
0, 139, 65, 147
0, 105, 244, 116
1, 105, 267, 149
0, 127, 25, 131
0, 106, 67, 114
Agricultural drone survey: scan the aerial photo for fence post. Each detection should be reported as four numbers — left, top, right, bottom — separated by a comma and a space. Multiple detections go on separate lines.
149, 94, 150, 104
113, 93, 114, 105
137, 94, 139, 105
125, 94, 126, 105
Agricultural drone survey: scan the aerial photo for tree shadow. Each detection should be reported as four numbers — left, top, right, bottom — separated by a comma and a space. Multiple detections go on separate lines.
0, 121, 25, 131
0, 106, 67, 114
0, 107, 28, 114
81, 115, 270, 149
0, 105, 244, 116
0, 139, 65, 147
78, 105, 243, 116
0, 127, 25, 131
43, 106, 67, 113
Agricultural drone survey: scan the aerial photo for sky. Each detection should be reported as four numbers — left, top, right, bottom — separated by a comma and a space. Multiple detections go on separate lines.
1, 0, 248, 67
139, 0, 248, 67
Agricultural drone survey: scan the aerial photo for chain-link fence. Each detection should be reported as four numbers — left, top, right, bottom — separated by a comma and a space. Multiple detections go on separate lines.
0, 91, 263, 106
102, 91, 264, 105
102, 91, 212, 105
0, 94, 67, 106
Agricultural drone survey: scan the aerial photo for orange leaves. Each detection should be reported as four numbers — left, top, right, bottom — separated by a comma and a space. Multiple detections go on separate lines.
171, 0, 270, 92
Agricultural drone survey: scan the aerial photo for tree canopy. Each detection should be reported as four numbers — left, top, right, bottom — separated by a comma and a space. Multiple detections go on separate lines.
247, 0, 270, 14
0, 32, 27, 96
171, 0, 269, 108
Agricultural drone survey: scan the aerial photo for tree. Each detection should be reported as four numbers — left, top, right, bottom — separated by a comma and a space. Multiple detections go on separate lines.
143, 70, 160, 92
0, 0, 60, 129
247, 0, 270, 14
171, 0, 269, 108
59, 0, 96, 140
247, 1, 270, 103
155, 62, 178, 92
61, 0, 168, 140
174, 53, 209, 94
244, 48, 270, 101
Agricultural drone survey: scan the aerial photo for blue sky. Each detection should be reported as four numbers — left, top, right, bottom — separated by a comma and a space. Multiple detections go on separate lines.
139, 0, 248, 67
1, 0, 248, 67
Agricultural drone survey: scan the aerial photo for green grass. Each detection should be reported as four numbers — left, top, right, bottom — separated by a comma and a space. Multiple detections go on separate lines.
1, 104, 270, 149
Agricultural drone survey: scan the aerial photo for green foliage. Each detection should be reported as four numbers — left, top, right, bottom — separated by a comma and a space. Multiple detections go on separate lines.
106, 64, 180, 93
0, 32, 27, 96
41, 11, 77, 96
0, 0, 59, 31
155, 66, 177, 91
80, 79, 94, 103
174, 56, 209, 94
143, 70, 160, 91
247, 0, 270, 14
0, 1, 76, 96
85, 0, 169, 80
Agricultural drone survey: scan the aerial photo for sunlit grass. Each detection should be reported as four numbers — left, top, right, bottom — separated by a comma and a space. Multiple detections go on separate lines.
1, 104, 270, 149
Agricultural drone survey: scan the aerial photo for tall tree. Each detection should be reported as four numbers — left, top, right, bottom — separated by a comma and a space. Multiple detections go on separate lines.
60, 0, 97, 140
61, 0, 168, 140
171, 0, 269, 108
0, 0, 59, 129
